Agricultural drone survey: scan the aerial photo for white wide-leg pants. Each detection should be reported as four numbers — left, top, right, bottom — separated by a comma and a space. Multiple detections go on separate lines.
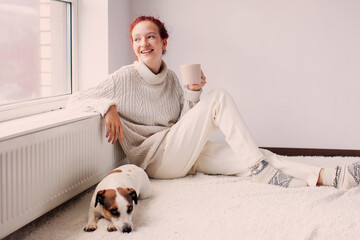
146, 89, 320, 186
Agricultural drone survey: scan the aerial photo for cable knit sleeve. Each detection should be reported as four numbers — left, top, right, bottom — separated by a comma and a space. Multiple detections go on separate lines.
66, 74, 117, 117
170, 71, 202, 118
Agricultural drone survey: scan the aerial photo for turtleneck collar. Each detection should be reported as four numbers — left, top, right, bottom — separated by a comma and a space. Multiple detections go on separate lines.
134, 60, 168, 85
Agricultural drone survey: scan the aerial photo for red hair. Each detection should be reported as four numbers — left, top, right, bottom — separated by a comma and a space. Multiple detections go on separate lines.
129, 16, 169, 54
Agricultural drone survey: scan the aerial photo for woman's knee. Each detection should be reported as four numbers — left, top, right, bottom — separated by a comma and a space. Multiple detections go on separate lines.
209, 88, 229, 97
206, 88, 233, 103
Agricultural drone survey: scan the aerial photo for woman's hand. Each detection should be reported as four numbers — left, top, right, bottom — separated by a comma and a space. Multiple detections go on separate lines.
187, 70, 207, 91
104, 105, 124, 144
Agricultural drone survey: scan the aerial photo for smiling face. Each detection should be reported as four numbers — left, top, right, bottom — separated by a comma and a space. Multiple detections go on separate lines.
131, 21, 167, 74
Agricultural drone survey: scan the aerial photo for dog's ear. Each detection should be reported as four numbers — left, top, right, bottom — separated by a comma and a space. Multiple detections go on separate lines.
95, 190, 106, 208
127, 188, 138, 205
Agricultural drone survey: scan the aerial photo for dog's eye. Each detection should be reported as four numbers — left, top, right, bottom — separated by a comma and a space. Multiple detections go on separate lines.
127, 205, 133, 214
110, 208, 120, 217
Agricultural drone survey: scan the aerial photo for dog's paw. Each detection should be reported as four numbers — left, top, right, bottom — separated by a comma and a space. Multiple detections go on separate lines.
84, 224, 97, 232
107, 225, 117, 232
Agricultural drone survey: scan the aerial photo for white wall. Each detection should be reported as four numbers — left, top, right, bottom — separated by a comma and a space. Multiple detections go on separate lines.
78, 0, 132, 89
78, 0, 108, 90
129, 0, 360, 150
78, 0, 360, 149
108, 0, 132, 73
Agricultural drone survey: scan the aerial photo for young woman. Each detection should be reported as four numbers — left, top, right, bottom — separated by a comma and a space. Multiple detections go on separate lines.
67, 16, 360, 189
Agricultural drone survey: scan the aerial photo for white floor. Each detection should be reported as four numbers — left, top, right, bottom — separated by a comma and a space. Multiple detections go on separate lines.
4, 154, 360, 240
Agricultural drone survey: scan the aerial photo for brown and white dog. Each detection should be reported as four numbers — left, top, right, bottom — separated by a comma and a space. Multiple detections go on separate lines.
84, 164, 152, 233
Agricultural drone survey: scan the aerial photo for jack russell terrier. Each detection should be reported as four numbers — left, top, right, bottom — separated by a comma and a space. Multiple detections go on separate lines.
84, 164, 152, 233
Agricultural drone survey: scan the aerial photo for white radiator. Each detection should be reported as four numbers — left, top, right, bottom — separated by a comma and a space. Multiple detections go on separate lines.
0, 113, 126, 238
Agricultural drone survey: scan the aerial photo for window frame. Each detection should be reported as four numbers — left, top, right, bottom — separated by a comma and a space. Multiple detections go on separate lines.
0, 0, 78, 123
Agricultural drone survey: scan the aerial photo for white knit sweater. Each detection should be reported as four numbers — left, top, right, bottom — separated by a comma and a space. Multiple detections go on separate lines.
66, 61, 202, 168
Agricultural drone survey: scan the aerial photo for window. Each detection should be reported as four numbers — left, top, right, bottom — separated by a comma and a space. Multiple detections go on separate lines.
0, 0, 77, 122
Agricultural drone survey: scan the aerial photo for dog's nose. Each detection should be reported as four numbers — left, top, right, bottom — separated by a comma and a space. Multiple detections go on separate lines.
122, 226, 132, 233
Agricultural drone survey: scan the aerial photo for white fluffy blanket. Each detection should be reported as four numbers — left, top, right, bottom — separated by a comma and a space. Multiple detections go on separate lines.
6, 154, 360, 240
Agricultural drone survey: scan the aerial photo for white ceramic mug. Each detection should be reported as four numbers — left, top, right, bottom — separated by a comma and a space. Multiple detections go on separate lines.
180, 64, 201, 85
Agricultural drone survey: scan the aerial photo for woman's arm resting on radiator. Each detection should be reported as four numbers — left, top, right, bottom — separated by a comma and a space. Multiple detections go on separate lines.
104, 105, 123, 144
